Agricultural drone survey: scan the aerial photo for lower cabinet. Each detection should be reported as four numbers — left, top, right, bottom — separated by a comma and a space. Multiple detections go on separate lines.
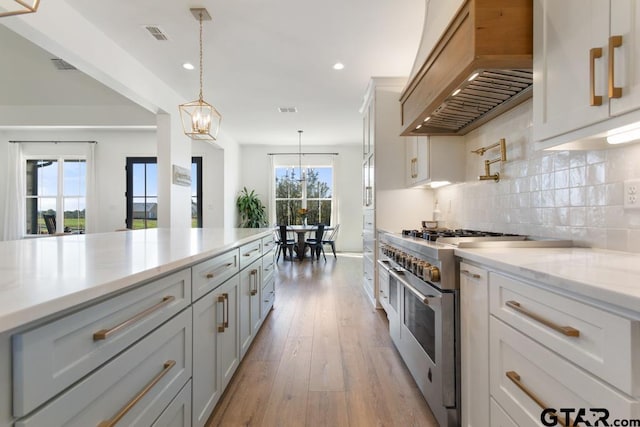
239, 260, 262, 358
15, 309, 192, 427
459, 259, 640, 427
192, 275, 240, 427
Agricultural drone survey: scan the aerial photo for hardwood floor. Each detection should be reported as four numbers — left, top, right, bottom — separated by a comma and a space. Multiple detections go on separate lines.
207, 253, 438, 427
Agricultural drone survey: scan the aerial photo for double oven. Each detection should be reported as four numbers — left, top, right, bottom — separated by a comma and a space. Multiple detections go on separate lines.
378, 232, 459, 427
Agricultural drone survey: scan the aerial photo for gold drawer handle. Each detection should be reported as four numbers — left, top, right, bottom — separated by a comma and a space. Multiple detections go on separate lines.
217, 294, 227, 332
460, 269, 481, 279
250, 269, 259, 296
243, 248, 260, 257
506, 300, 579, 337
589, 47, 603, 106
205, 262, 234, 279
609, 35, 623, 99
98, 360, 176, 427
506, 371, 574, 427
93, 296, 175, 341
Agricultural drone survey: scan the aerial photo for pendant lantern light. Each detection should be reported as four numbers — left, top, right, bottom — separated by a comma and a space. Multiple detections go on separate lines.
179, 8, 222, 142
0, 0, 40, 17
297, 130, 306, 183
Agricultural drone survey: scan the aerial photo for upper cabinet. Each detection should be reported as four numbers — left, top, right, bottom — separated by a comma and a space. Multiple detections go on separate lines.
405, 136, 465, 188
534, 0, 640, 149
400, 0, 533, 136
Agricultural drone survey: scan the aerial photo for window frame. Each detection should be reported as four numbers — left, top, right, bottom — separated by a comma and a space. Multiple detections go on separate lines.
273, 164, 333, 226
24, 155, 87, 236
125, 156, 203, 229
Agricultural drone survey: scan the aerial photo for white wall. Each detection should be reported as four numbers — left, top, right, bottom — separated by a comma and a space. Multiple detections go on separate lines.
434, 99, 640, 252
239, 144, 363, 252
0, 129, 226, 239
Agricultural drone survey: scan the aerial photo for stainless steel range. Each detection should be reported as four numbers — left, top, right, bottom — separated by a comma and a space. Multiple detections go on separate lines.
377, 228, 572, 427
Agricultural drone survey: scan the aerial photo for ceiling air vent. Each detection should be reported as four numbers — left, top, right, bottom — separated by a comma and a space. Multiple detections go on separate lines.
278, 107, 298, 113
145, 26, 168, 41
51, 58, 76, 70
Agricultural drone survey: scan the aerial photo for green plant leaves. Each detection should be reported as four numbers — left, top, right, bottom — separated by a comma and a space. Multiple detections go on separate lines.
236, 186, 268, 228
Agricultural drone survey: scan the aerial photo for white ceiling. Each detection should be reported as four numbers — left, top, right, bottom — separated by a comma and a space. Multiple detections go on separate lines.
1, 0, 425, 145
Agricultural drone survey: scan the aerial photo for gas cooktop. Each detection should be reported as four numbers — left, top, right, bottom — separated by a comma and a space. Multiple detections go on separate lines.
401, 228, 521, 241
400, 228, 574, 248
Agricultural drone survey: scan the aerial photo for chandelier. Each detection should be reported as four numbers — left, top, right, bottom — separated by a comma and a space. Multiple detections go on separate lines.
179, 8, 222, 142
0, 0, 40, 17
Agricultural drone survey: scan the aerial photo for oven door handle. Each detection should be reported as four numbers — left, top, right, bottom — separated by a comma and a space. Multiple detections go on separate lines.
377, 259, 392, 272
389, 268, 441, 306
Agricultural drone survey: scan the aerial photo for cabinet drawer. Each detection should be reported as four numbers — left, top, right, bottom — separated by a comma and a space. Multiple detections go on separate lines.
490, 398, 517, 427
490, 317, 639, 427
192, 249, 239, 300
262, 235, 276, 256
262, 276, 275, 317
16, 309, 192, 427
262, 251, 275, 283
240, 240, 262, 270
152, 379, 191, 427
12, 269, 191, 417
489, 272, 640, 396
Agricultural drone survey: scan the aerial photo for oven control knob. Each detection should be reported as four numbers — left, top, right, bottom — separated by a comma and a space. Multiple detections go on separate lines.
428, 266, 441, 282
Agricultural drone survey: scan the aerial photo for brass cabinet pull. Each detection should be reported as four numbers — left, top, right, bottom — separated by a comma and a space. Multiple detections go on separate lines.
506, 371, 573, 427
205, 262, 234, 279
98, 360, 176, 427
589, 47, 603, 106
250, 269, 258, 296
460, 269, 481, 279
223, 293, 229, 328
609, 35, 623, 99
506, 300, 579, 337
93, 296, 175, 341
243, 248, 260, 257
217, 294, 226, 332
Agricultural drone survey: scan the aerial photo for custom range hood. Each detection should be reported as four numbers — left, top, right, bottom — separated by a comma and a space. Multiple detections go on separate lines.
400, 0, 533, 136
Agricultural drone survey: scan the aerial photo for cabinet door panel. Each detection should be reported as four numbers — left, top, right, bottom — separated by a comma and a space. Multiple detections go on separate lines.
218, 277, 240, 391
192, 290, 222, 427
460, 263, 489, 427
533, 0, 609, 141
610, 0, 640, 116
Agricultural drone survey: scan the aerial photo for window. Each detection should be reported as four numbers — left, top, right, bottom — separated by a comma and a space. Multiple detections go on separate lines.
274, 166, 332, 225
125, 157, 202, 229
25, 158, 86, 235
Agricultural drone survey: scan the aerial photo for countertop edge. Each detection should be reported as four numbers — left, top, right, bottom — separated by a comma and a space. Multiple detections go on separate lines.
0, 228, 272, 335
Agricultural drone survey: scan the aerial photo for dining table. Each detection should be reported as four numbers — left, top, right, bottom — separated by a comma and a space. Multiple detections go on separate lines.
286, 225, 333, 261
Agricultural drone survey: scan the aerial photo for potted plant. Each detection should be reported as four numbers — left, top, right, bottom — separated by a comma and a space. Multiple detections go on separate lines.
236, 187, 268, 228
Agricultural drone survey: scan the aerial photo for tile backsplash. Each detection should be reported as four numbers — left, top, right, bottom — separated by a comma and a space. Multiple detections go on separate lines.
434, 100, 640, 252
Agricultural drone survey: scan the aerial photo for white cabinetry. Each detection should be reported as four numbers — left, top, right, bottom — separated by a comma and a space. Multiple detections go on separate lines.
239, 259, 262, 358
192, 275, 239, 427
534, 0, 640, 149
405, 136, 465, 188
459, 256, 640, 426
460, 263, 489, 427
16, 309, 192, 427
360, 77, 409, 308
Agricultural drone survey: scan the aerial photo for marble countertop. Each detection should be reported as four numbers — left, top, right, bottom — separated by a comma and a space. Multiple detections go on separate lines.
455, 246, 640, 315
0, 228, 271, 334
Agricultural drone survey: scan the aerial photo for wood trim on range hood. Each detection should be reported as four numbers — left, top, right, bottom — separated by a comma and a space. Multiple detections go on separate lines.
400, 0, 533, 136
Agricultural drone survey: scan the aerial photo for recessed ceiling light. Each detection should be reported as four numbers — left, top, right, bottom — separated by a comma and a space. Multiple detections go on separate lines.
452, 88, 461, 96
183, 63, 195, 70
333, 62, 345, 70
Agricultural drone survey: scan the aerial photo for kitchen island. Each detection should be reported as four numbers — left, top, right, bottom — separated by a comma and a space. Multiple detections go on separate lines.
0, 227, 275, 427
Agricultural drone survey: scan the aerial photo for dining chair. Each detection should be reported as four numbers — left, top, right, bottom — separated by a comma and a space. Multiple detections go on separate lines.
304, 224, 326, 262
43, 213, 56, 234
322, 224, 339, 259
276, 225, 295, 262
